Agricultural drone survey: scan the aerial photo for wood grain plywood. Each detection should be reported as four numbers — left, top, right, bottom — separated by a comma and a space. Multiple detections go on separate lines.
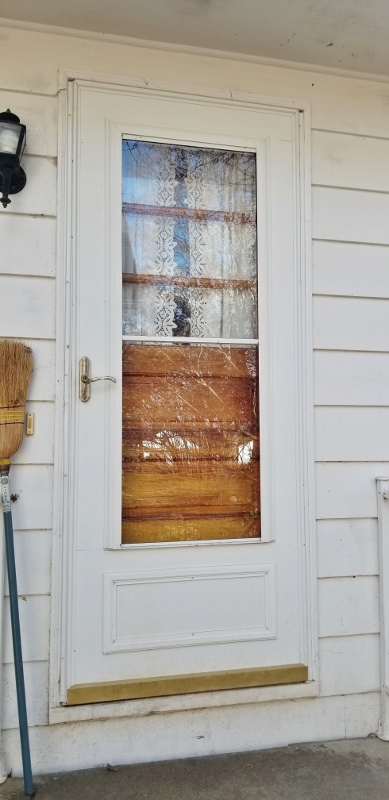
123, 376, 255, 428
123, 430, 259, 462
67, 664, 308, 705
122, 515, 260, 543
122, 343, 260, 543
123, 463, 259, 510
123, 343, 258, 378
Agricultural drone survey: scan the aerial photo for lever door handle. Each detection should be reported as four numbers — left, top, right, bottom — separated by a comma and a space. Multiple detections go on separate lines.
79, 357, 116, 402
80, 375, 116, 385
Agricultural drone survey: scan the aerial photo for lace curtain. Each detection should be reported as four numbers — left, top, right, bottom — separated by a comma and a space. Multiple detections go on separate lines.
122, 140, 257, 339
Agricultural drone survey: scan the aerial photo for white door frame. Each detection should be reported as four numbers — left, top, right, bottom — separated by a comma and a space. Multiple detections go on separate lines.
49, 71, 318, 724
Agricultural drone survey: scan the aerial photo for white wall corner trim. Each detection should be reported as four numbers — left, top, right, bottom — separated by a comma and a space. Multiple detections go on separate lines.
376, 476, 389, 741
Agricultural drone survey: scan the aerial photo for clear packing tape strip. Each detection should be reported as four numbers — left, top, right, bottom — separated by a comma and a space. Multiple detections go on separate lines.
0, 407, 25, 424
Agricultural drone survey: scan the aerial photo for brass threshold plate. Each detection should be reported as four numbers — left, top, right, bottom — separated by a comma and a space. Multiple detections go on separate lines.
67, 664, 308, 706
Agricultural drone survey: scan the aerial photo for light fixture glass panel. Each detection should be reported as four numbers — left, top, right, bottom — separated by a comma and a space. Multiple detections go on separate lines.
0, 122, 21, 155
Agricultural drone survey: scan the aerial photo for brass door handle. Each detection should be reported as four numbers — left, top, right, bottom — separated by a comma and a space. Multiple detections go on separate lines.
79, 357, 116, 402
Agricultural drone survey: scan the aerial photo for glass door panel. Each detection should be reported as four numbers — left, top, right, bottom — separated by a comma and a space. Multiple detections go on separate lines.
122, 139, 260, 544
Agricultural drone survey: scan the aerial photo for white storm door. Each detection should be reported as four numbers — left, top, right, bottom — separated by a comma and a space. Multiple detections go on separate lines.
63, 81, 310, 703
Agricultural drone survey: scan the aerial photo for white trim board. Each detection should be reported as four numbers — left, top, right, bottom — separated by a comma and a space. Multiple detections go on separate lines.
3, 691, 377, 778
58, 69, 311, 113
50, 680, 319, 724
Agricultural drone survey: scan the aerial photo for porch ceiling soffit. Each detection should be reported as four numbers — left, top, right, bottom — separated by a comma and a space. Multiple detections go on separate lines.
0, 0, 389, 78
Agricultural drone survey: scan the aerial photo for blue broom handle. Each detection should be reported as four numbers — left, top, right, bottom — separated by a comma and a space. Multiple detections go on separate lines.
1, 469, 35, 797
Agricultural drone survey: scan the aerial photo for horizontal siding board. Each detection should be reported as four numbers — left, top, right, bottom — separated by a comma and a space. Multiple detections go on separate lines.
12, 401, 55, 465
313, 186, 389, 245
317, 519, 378, 577
0, 276, 55, 339
25, 340, 56, 401
315, 462, 389, 519
314, 296, 389, 352
314, 351, 389, 406
9, 465, 53, 531
308, 83, 389, 139
2, 661, 49, 729
3, 595, 50, 664
315, 407, 389, 462
318, 576, 379, 638
0, 91, 57, 158
0, 154, 56, 217
312, 130, 389, 192
312, 240, 389, 300
0, 215, 56, 277
4, 531, 52, 597
319, 634, 380, 696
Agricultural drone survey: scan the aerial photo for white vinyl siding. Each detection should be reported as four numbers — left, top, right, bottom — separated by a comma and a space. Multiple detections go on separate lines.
0, 19, 388, 771
0, 91, 56, 744
317, 519, 378, 577
311, 124, 389, 702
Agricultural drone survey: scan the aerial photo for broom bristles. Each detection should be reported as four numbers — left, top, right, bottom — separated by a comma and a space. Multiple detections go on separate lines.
0, 340, 33, 459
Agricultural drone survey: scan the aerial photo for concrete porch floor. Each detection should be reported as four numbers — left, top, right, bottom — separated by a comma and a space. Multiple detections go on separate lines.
1, 738, 389, 800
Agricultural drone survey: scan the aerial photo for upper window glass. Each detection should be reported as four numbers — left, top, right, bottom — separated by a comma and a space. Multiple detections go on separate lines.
122, 140, 258, 340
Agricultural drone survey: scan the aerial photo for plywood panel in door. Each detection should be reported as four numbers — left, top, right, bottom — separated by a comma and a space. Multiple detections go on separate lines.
123, 343, 258, 377
122, 343, 260, 543
122, 515, 259, 543
123, 430, 259, 462
123, 377, 256, 430
123, 463, 259, 510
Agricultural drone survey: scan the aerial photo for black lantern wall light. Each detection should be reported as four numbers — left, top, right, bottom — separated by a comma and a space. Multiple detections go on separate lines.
0, 109, 27, 209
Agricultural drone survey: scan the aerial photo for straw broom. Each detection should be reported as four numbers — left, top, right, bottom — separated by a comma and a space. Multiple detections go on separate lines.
0, 340, 35, 797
